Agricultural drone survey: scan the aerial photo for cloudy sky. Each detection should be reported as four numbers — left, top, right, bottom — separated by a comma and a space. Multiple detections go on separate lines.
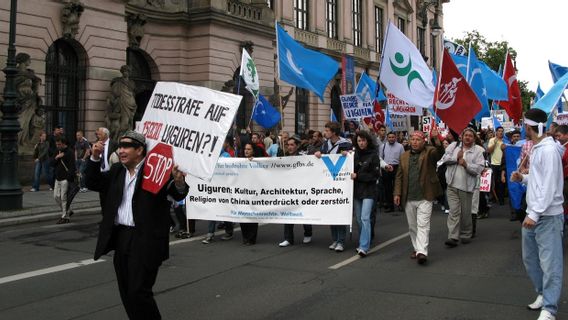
442, 0, 567, 93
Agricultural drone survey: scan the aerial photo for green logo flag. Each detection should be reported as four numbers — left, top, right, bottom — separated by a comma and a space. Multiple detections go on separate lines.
240, 49, 259, 99
379, 22, 434, 108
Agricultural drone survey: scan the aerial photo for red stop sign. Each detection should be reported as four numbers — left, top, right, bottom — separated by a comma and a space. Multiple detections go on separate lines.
142, 143, 174, 194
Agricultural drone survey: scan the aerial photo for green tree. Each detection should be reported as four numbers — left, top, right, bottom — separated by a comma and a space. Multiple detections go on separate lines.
452, 31, 534, 111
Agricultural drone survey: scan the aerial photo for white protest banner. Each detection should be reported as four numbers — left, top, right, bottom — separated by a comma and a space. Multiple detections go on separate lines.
139, 82, 242, 181
340, 94, 374, 120
481, 117, 492, 129
556, 112, 568, 125
479, 169, 492, 192
186, 154, 354, 225
387, 92, 423, 116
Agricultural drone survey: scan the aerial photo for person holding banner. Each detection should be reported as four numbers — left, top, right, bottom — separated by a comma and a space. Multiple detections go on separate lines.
394, 129, 444, 265
315, 121, 353, 252
278, 136, 313, 247
239, 142, 265, 245
351, 130, 392, 256
511, 109, 564, 320
440, 127, 486, 247
85, 130, 189, 320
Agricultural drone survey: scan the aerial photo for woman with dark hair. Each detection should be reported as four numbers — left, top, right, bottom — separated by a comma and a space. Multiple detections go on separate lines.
351, 130, 391, 256
239, 142, 265, 245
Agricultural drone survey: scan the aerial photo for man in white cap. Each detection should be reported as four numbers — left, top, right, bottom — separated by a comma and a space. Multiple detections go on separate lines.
511, 108, 564, 320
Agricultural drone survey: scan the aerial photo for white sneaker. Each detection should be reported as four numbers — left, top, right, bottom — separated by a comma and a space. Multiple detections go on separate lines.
30, 188, 37, 192
334, 243, 344, 252
328, 241, 338, 250
444, 209, 450, 214
528, 294, 544, 310
303, 236, 312, 244
537, 310, 556, 320
278, 240, 291, 247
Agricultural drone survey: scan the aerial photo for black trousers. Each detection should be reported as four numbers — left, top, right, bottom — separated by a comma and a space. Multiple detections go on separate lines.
113, 226, 161, 320
283, 224, 312, 243
491, 165, 505, 204
240, 223, 258, 244
382, 165, 398, 209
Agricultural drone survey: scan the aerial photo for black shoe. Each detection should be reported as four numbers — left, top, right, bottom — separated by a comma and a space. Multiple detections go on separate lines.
444, 239, 458, 247
68, 210, 74, 217
417, 253, 427, 265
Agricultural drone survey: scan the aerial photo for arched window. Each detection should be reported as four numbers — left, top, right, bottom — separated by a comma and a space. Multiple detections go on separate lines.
127, 48, 157, 125
330, 84, 342, 122
45, 39, 86, 141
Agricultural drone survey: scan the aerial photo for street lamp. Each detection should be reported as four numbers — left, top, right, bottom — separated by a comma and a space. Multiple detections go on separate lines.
0, 0, 23, 210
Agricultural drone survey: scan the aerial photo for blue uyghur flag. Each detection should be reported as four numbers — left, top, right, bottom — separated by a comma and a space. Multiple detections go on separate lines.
252, 94, 281, 129
504, 145, 526, 210
548, 61, 567, 112
449, 51, 489, 120
535, 82, 545, 102
532, 72, 568, 114
468, 48, 490, 120
355, 72, 387, 102
385, 105, 394, 131
478, 61, 508, 101
277, 23, 339, 101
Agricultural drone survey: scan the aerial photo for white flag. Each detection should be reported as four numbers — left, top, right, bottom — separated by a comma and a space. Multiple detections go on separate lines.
379, 22, 434, 108
240, 49, 259, 99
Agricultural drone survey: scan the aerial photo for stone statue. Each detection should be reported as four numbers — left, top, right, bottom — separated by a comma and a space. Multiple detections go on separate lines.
61, 0, 84, 39
106, 65, 137, 141
127, 13, 146, 48
14, 52, 44, 154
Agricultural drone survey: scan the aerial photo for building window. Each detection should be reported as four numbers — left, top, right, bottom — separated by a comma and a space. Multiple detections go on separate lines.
326, 0, 338, 39
127, 48, 156, 124
45, 39, 86, 141
294, 0, 309, 30
397, 17, 406, 34
417, 27, 426, 56
375, 6, 384, 52
295, 88, 309, 135
352, 0, 362, 47
431, 34, 438, 69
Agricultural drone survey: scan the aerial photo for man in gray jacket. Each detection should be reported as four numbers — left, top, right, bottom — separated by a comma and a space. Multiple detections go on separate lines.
441, 127, 485, 247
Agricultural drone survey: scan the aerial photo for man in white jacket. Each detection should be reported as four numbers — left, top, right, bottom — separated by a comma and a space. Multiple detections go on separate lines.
511, 108, 565, 320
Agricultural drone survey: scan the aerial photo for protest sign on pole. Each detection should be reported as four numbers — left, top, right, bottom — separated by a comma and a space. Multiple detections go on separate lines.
186, 155, 354, 225
340, 94, 374, 120
139, 82, 242, 181
556, 112, 568, 125
387, 92, 423, 116
479, 169, 492, 192
481, 117, 492, 129
422, 116, 432, 134
390, 114, 409, 132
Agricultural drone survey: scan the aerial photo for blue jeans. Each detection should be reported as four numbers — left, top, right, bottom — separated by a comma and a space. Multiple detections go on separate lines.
354, 198, 374, 252
330, 225, 346, 245
33, 160, 51, 190
76, 159, 87, 188
522, 214, 564, 315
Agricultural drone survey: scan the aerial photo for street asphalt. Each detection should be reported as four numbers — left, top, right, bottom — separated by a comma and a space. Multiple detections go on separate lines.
0, 188, 567, 319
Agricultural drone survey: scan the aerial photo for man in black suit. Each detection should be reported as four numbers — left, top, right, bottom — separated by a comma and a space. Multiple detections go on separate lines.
85, 131, 188, 319
95, 127, 118, 172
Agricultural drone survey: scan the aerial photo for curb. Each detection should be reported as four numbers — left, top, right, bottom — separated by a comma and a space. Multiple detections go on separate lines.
0, 206, 101, 227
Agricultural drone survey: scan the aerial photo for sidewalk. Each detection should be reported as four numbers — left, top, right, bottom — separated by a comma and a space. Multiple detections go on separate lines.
0, 186, 101, 227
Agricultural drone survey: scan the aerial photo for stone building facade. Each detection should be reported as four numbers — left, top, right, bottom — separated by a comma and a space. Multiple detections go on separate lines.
0, 0, 447, 181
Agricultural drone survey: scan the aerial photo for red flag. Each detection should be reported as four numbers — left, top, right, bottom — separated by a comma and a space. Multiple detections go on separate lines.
363, 99, 385, 132
498, 53, 522, 123
434, 49, 482, 134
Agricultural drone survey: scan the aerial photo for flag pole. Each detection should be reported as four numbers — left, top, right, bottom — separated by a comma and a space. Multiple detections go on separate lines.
275, 20, 285, 132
